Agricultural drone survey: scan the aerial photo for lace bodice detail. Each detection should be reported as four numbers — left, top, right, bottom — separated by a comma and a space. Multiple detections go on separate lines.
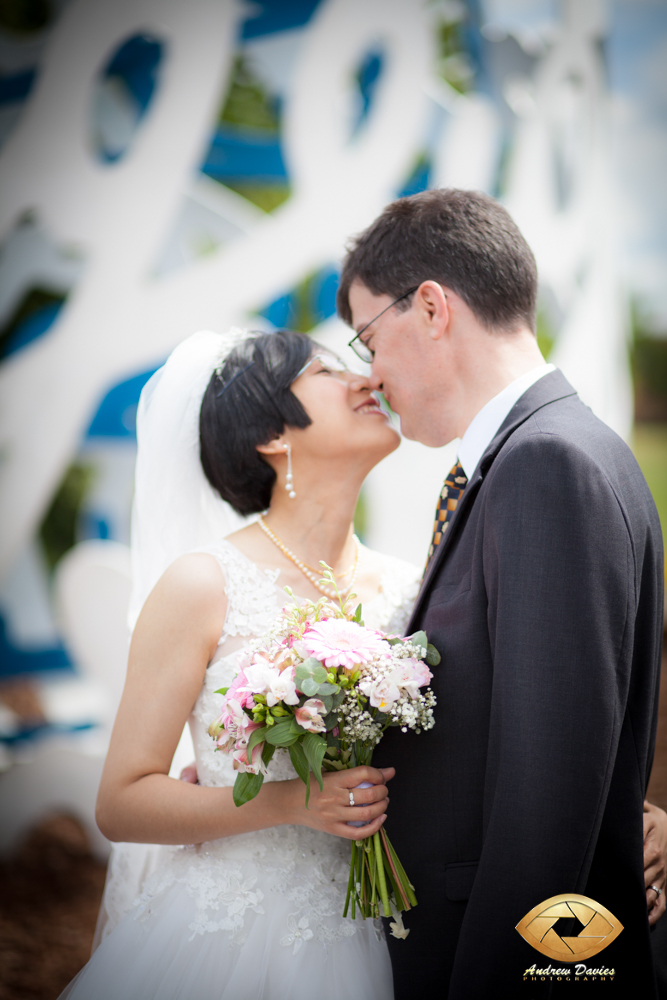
132, 541, 420, 949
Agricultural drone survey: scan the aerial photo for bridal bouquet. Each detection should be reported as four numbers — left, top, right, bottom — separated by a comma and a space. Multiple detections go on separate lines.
208, 568, 439, 934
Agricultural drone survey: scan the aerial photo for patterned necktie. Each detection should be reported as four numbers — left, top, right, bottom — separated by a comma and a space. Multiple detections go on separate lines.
425, 459, 468, 572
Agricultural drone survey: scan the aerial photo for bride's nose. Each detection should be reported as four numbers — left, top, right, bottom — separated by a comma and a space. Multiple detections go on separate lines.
347, 370, 371, 392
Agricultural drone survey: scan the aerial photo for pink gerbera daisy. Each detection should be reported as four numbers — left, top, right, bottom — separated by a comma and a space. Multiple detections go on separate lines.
302, 619, 388, 669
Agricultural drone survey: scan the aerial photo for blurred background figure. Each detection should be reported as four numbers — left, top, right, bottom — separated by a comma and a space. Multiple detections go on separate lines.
0, 0, 665, 995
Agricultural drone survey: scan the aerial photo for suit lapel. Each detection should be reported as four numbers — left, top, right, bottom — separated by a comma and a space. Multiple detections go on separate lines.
406, 370, 578, 632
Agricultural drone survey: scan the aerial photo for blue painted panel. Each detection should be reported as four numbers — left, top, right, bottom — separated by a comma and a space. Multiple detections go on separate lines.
258, 264, 340, 331
0, 69, 36, 105
398, 158, 432, 198
260, 292, 292, 328
104, 33, 163, 112
352, 50, 384, 136
95, 33, 166, 164
0, 301, 63, 359
0, 614, 73, 678
241, 0, 322, 39
0, 720, 95, 748
314, 267, 339, 321
202, 127, 288, 181
79, 514, 111, 541
86, 366, 159, 439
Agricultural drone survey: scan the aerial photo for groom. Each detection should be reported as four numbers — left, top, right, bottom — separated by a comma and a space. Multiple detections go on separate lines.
337, 189, 664, 996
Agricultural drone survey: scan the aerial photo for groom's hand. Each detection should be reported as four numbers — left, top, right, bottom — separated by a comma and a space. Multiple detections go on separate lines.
644, 800, 667, 925
179, 762, 198, 784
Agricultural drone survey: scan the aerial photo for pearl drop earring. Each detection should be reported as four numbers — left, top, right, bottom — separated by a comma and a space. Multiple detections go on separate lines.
284, 443, 296, 499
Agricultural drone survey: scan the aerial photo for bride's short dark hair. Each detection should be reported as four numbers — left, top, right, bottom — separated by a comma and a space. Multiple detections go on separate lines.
199, 330, 313, 516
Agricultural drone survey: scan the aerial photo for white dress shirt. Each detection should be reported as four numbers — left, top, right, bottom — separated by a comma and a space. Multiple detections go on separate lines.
457, 364, 556, 480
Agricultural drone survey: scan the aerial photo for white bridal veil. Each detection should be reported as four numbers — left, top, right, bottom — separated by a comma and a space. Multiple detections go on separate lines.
127, 328, 252, 630
94, 329, 253, 950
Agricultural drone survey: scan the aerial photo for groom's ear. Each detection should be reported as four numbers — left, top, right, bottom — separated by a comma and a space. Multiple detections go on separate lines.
415, 281, 450, 340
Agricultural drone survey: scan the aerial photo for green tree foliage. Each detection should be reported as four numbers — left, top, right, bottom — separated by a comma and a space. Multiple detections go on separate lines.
39, 463, 94, 571
435, 8, 474, 95
219, 54, 279, 132
0, 287, 64, 360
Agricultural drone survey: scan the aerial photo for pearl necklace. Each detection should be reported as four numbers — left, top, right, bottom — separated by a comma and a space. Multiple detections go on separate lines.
257, 516, 360, 601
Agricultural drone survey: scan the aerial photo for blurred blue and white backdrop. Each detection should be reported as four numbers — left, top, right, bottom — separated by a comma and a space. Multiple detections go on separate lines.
0, 0, 665, 845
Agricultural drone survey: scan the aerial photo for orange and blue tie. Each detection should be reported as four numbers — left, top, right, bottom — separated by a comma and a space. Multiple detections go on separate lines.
425, 460, 468, 571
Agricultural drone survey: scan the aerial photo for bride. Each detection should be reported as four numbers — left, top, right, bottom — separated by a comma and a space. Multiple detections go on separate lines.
60, 327, 420, 999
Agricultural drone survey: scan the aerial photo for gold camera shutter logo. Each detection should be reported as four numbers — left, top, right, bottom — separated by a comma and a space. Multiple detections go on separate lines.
516, 894, 623, 962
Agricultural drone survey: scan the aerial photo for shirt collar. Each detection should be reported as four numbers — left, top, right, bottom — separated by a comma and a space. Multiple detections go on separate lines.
458, 364, 556, 480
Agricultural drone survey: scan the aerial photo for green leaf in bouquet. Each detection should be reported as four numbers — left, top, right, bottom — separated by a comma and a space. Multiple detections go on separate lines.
214, 686, 229, 695
311, 664, 328, 683
299, 677, 320, 697
353, 603, 363, 623
247, 726, 269, 758
426, 642, 441, 666
262, 743, 275, 768
325, 711, 340, 732
296, 657, 323, 677
302, 732, 327, 792
323, 758, 345, 771
265, 719, 299, 747
233, 770, 264, 806
289, 717, 307, 736
316, 681, 340, 696
386, 636, 403, 646
289, 740, 318, 808
409, 630, 428, 654
330, 689, 345, 710
319, 695, 333, 714
288, 741, 310, 788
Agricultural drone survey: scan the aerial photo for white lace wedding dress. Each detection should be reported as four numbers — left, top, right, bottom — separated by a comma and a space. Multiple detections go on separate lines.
60, 540, 419, 1000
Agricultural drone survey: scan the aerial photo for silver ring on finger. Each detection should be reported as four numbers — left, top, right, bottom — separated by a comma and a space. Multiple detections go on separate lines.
650, 884, 663, 897
349, 791, 355, 807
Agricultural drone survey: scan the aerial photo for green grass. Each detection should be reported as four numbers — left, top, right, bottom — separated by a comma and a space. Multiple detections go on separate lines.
632, 423, 667, 548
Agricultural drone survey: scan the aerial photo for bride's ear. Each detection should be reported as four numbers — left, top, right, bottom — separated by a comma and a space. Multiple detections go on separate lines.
256, 435, 288, 458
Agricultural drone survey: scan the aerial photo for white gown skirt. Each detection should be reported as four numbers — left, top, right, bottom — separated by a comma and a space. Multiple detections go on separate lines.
59, 826, 394, 1000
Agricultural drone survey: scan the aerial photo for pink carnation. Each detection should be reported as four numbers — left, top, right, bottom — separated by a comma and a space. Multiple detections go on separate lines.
302, 619, 388, 670
389, 659, 433, 700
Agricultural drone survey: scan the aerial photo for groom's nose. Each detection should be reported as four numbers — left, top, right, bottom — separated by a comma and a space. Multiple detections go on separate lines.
368, 368, 383, 392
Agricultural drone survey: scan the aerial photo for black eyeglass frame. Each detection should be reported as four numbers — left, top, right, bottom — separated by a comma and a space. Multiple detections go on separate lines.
347, 285, 420, 362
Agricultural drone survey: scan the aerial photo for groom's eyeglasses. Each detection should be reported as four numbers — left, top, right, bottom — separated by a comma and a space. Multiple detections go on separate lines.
347, 286, 419, 363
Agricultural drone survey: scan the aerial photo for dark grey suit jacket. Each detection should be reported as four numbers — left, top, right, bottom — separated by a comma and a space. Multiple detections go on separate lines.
375, 371, 664, 997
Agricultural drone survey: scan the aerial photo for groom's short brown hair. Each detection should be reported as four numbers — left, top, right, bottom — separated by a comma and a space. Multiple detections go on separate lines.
337, 188, 538, 334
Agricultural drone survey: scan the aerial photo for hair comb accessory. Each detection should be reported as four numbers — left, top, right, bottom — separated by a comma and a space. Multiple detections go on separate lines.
216, 361, 255, 397
212, 327, 255, 376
